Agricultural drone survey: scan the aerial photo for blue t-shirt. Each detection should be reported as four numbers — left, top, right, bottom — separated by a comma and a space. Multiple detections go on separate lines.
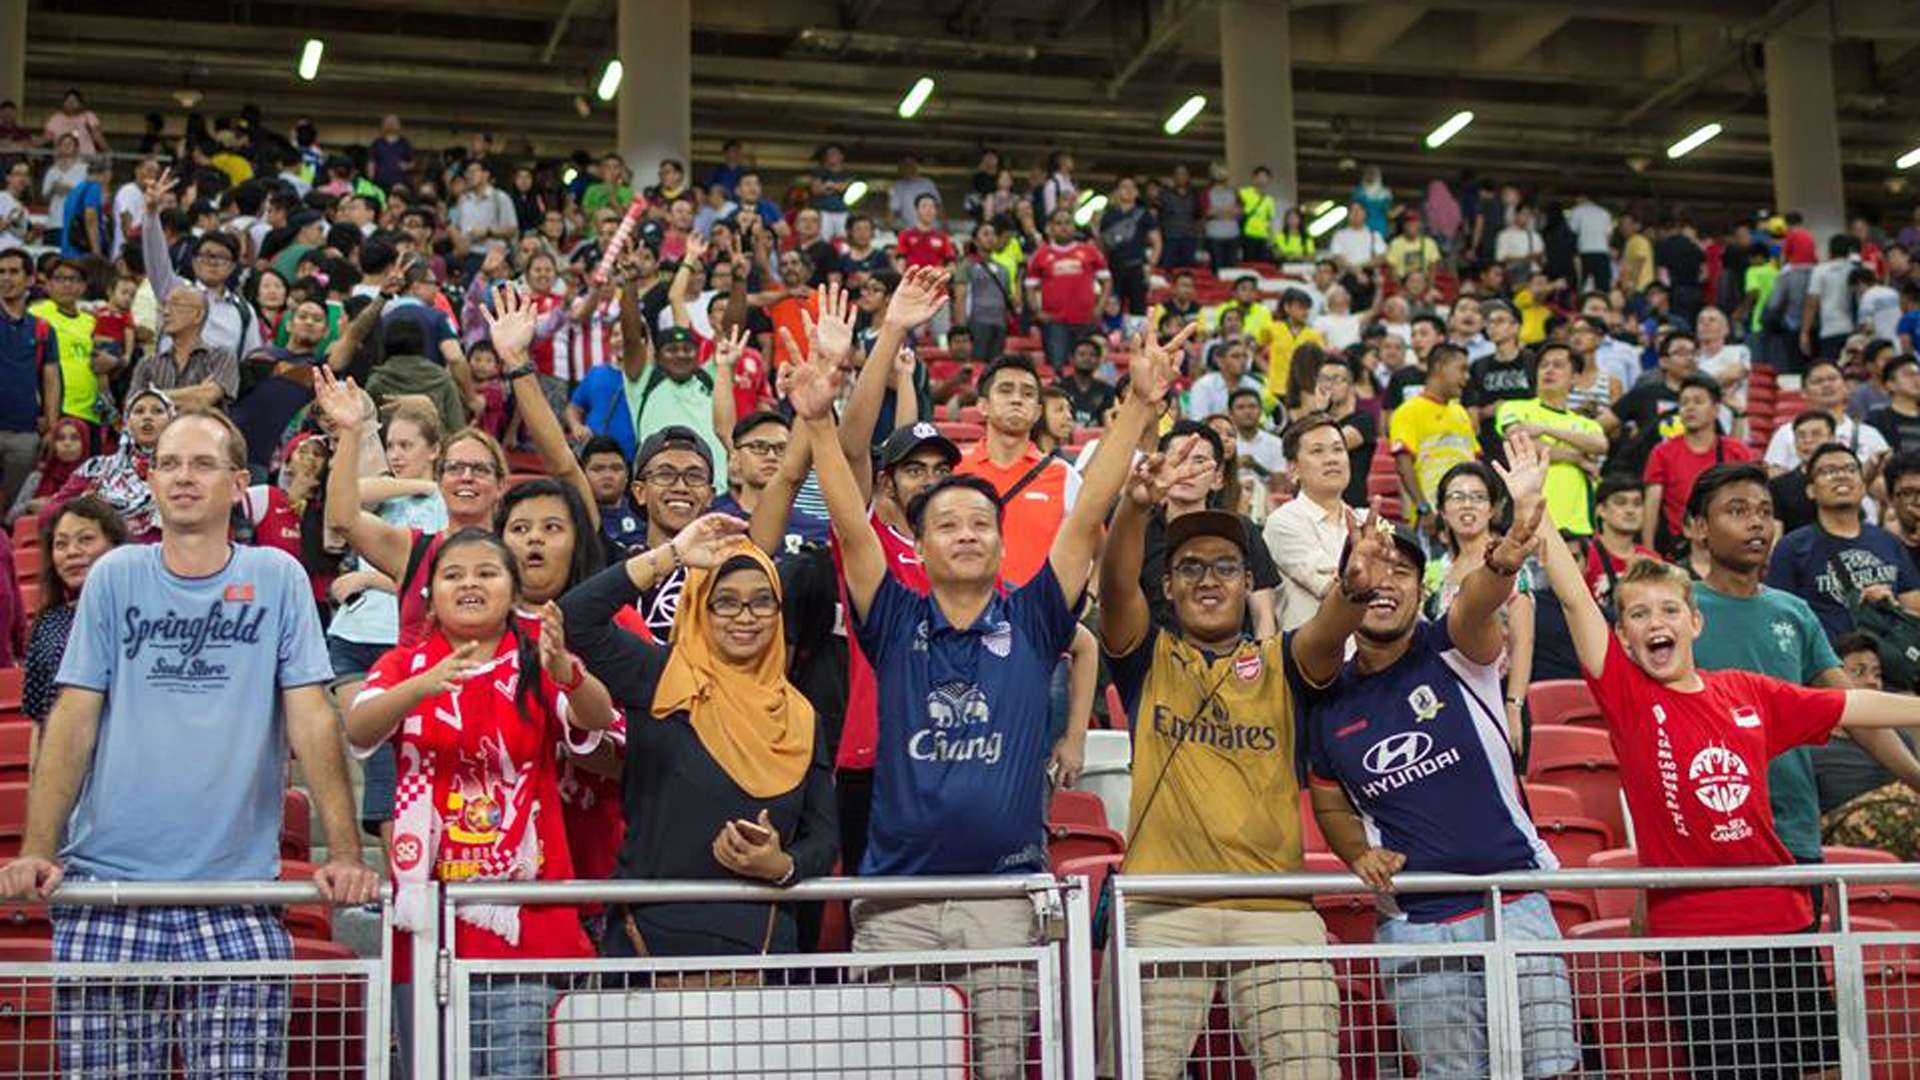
599, 495, 649, 556
1765, 521, 1920, 641
1899, 310, 1920, 350
852, 564, 1079, 876
570, 366, 638, 464
56, 544, 333, 881
60, 179, 105, 257
1299, 618, 1555, 922
710, 492, 830, 558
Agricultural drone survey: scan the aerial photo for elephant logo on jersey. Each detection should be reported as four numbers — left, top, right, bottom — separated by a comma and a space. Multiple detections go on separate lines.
928, 683, 991, 730
1407, 684, 1444, 723
1364, 731, 1434, 775
1688, 743, 1752, 813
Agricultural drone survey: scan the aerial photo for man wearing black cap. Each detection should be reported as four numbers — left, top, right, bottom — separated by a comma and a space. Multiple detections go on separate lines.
712, 411, 828, 555
626, 424, 718, 638
1094, 435, 1347, 1077
1293, 445, 1579, 1078
1138, 420, 1280, 637
139, 167, 261, 361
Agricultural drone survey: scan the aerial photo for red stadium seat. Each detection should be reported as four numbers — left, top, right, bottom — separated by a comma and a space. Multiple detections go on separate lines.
1848, 882, 1920, 931
1523, 781, 1585, 820
1534, 810, 1613, 869
1525, 725, 1624, 844
10, 516, 35, 551
0, 722, 28, 782
1525, 679, 1603, 729
1046, 823, 1124, 872
16, 584, 37, 618
1823, 845, 1899, 865
278, 859, 333, 941
282, 788, 311, 863
289, 937, 367, 1076
12, 545, 38, 581
1048, 789, 1109, 830
0, 936, 52, 1077
1586, 847, 1641, 921
0, 903, 50, 939
1546, 890, 1598, 934
1864, 957, 1920, 1071
1103, 683, 1130, 731
1305, 852, 1377, 943
1300, 789, 1329, 854
0, 668, 20, 713
0, 780, 25, 857
936, 421, 985, 443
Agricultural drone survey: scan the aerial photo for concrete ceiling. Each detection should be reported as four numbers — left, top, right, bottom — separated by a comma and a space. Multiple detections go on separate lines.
20, 0, 1920, 211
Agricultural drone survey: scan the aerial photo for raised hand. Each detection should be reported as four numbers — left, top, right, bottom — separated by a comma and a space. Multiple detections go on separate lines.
1340, 502, 1398, 602
419, 640, 486, 697
714, 324, 749, 371
142, 167, 178, 215
669, 512, 752, 569
536, 602, 572, 683
1132, 319, 1199, 407
482, 282, 536, 358
883, 265, 952, 331
785, 339, 842, 420
683, 231, 709, 264
892, 345, 917, 385
312, 366, 367, 432
1495, 430, 1549, 499
1487, 497, 1546, 574
811, 281, 856, 363
380, 253, 417, 298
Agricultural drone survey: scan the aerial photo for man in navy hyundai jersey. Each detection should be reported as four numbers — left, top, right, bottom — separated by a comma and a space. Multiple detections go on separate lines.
1293, 436, 1580, 1079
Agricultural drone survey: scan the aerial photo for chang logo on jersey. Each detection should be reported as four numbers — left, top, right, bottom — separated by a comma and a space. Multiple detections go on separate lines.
913, 683, 1003, 765
1689, 743, 1751, 814
1359, 730, 1461, 798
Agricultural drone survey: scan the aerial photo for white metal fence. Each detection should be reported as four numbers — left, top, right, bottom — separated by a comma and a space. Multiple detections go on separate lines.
4, 866, 1920, 1077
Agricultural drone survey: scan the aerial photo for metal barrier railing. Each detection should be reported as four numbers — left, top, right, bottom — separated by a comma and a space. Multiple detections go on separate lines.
439, 875, 1094, 1080
1111, 864, 1920, 1080
0, 881, 392, 1079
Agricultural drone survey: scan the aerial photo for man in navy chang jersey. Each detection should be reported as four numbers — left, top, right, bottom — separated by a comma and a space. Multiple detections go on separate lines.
798, 279, 1197, 1079
1292, 438, 1581, 1079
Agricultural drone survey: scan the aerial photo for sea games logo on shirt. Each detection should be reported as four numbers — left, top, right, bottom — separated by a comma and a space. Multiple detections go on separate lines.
1689, 741, 1755, 842
121, 601, 267, 688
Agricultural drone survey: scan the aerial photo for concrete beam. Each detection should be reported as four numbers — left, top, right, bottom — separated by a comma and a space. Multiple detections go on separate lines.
1474, 11, 1570, 68
1331, 3, 1426, 61
1106, 0, 1212, 98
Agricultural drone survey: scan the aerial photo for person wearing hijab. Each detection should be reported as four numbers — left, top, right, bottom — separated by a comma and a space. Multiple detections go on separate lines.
6, 417, 90, 526
45, 388, 174, 543
560, 512, 837, 958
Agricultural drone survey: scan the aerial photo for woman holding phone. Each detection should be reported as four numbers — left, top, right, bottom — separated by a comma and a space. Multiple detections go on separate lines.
560, 512, 837, 958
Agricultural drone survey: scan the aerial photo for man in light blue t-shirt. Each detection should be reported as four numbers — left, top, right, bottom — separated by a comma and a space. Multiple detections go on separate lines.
0, 411, 377, 1075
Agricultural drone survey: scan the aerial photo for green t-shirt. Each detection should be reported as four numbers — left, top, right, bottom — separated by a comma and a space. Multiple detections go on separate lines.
1690, 581, 1842, 860
28, 300, 98, 422
582, 183, 636, 214
1745, 262, 1780, 334
632, 368, 727, 478
1496, 398, 1604, 536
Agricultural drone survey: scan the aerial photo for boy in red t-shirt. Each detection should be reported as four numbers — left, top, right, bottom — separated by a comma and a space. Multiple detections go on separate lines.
1642, 374, 1754, 554
1527, 427, 1920, 1076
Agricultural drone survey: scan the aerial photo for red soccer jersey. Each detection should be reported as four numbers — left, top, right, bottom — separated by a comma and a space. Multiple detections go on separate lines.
525, 290, 566, 378
1026, 241, 1108, 326
1584, 635, 1845, 937
895, 228, 956, 270
697, 337, 770, 421
834, 510, 931, 772
1644, 434, 1756, 536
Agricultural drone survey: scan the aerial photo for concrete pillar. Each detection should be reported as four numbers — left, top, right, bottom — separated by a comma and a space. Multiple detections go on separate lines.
0, 0, 25, 110
1220, 0, 1296, 209
1765, 33, 1847, 246
615, 0, 690, 187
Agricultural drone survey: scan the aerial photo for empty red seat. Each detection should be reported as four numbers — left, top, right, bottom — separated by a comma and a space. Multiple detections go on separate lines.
0, 669, 21, 713
1547, 890, 1597, 933
1523, 781, 1584, 820
289, 937, 367, 1076
1526, 679, 1603, 729
1823, 845, 1899, 865
1535, 810, 1613, 869
282, 788, 311, 863
0, 936, 52, 1077
1586, 847, 1642, 921
0, 723, 28, 782
936, 421, 985, 443
1048, 788, 1108, 830
12, 546, 38, 581
1848, 882, 1920, 931
1102, 683, 1130, 731
17, 585, 37, 618
0, 903, 50, 940
0, 780, 25, 858
1046, 823, 1124, 872
1526, 725, 1624, 844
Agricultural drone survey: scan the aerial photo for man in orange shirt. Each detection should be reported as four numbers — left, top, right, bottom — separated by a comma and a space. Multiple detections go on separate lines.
955, 355, 1082, 585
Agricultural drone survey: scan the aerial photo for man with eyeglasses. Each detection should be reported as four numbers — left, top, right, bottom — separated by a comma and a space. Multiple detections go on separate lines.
26, 257, 100, 436
1768, 441, 1920, 642
1883, 451, 1920, 572
1763, 358, 1890, 481
627, 426, 718, 639
1138, 420, 1280, 637
139, 168, 261, 361
711, 411, 828, 556
127, 286, 237, 412
1093, 437, 1343, 1078
0, 249, 60, 506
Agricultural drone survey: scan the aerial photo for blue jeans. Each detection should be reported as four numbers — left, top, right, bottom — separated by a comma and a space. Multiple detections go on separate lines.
469, 978, 555, 1078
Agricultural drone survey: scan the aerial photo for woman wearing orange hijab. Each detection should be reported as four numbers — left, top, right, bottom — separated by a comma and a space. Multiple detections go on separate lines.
560, 511, 837, 957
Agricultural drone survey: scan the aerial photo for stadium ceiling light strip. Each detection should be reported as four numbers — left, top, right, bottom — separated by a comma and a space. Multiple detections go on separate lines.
1163, 95, 1207, 136
1424, 110, 1474, 149
596, 60, 623, 102
1898, 146, 1920, 170
1073, 192, 1108, 227
1307, 204, 1347, 238
297, 39, 324, 81
843, 179, 869, 206
898, 77, 936, 119
1667, 122, 1724, 160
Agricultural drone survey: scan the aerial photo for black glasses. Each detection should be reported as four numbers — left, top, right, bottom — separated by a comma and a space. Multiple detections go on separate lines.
1171, 557, 1246, 583
644, 466, 712, 489
708, 594, 780, 619
736, 439, 788, 458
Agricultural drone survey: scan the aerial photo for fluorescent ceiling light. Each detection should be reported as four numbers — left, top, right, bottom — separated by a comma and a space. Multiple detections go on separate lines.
898, 77, 935, 119
1424, 110, 1474, 149
1666, 122, 1723, 160
1163, 95, 1207, 135
1311, 199, 1335, 215
1308, 204, 1347, 238
1898, 146, 1920, 170
596, 59, 623, 102
297, 39, 324, 81
843, 179, 869, 206
1073, 193, 1108, 227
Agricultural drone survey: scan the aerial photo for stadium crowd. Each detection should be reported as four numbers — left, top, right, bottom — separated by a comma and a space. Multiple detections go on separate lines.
5, 93, 1920, 1076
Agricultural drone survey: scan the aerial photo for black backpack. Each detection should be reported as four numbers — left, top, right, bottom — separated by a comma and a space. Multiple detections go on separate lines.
1828, 553, 1920, 692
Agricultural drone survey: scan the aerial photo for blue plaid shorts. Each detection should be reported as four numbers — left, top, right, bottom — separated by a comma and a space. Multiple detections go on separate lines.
52, 902, 292, 1078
